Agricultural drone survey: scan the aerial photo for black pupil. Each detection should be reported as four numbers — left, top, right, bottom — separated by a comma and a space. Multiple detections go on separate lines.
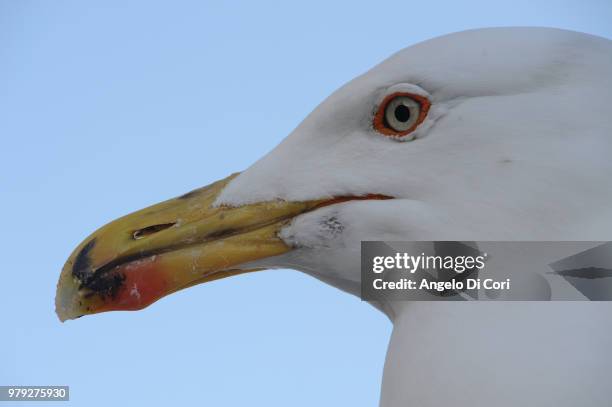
394, 104, 411, 122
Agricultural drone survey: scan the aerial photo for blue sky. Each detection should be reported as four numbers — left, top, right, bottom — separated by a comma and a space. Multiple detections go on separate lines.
2, 1, 611, 406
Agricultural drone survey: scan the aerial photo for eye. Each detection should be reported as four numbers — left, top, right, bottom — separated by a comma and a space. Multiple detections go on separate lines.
373, 92, 431, 137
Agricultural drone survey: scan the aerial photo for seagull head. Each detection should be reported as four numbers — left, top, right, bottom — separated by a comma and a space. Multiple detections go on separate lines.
56, 27, 612, 320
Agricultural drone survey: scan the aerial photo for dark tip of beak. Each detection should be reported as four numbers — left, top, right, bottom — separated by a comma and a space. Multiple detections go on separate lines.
72, 238, 96, 278
70, 237, 126, 299
132, 222, 176, 240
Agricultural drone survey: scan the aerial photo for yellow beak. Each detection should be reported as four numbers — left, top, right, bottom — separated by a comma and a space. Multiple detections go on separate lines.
55, 173, 391, 321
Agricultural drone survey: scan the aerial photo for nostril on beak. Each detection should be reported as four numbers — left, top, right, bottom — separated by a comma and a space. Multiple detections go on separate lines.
132, 222, 176, 240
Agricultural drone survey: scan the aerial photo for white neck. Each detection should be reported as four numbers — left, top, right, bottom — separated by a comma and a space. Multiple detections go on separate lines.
379, 301, 611, 407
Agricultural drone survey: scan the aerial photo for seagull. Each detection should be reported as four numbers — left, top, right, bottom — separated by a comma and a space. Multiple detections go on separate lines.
56, 27, 612, 406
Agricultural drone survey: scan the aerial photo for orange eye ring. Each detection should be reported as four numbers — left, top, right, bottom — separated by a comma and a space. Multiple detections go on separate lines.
373, 92, 431, 137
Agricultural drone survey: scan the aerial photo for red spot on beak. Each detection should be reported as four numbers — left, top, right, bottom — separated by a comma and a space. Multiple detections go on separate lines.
99, 256, 170, 312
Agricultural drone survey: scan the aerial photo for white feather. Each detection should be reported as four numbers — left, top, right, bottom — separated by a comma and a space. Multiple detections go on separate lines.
220, 28, 612, 406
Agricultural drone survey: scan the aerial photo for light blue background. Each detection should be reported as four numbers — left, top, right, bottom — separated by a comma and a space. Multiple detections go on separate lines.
2, 1, 611, 406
